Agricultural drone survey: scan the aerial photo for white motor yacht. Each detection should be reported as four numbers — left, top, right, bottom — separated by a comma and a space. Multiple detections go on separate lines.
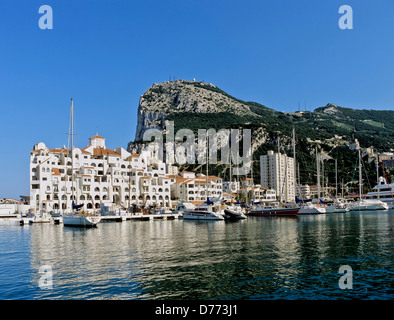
182, 201, 224, 221
298, 203, 326, 215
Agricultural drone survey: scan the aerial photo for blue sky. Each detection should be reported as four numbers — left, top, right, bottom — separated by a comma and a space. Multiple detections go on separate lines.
0, 0, 393, 199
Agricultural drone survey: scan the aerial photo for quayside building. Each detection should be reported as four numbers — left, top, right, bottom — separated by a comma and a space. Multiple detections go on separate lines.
29, 135, 175, 213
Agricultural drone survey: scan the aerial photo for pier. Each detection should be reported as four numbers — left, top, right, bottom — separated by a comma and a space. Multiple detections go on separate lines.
100, 213, 180, 222
49, 213, 181, 225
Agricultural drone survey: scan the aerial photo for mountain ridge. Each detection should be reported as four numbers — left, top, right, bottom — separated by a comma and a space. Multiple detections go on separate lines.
128, 79, 394, 187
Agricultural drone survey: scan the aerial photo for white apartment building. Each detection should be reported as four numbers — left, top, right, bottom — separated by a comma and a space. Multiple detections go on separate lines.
251, 186, 277, 203
171, 172, 223, 204
260, 150, 295, 203
30, 135, 174, 213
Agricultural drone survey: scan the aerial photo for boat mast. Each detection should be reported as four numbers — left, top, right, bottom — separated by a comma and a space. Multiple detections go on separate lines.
376, 152, 380, 200
359, 148, 362, 201
206, 135, 209, 201
316, 147, 320, 200
335, 158, 338, 199
293, 127, 296, 200
70, 98, 74, 212
230, 155, 233, 203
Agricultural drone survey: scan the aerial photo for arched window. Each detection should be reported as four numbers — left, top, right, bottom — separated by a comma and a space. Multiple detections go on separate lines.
80, 195, 85, 200
103, 187, 108, 192
46, 195, 50, 200
103, 195, 107, 200
61, 195, 67, 200
95, 195, 100, 201
94, 187, 100, 192
87, 203, 93, 209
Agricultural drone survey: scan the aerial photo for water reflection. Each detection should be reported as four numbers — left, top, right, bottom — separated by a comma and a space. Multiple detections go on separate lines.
22, 211, 394, 300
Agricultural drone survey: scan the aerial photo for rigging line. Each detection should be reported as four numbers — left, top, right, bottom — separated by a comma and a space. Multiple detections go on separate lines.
361, 156, 372, 191
379, 156, 394, 200
346, 151, 359, 199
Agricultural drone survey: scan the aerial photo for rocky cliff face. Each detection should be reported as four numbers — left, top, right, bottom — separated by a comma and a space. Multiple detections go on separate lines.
127, 80, 394, 184
129, 80, 394, 162
134, 80, 258, 141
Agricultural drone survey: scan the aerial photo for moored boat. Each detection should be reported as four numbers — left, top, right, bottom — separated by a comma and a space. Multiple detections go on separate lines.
182, 200, 224, 221
224, 203, 247, 220
348, 199, 388, 211
249, 205, 300, 216
62, 99, 101, 228
63, 213, 101, 227
298, 203, 326, 215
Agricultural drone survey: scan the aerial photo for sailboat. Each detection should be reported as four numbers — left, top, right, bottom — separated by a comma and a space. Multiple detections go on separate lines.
349, 149, 388, 211
223, 156, 247, 220
62, 99, 101, 227
182, 139, 224, 221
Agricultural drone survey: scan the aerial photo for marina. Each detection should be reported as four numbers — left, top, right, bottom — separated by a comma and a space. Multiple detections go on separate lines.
0, 209, 392, 300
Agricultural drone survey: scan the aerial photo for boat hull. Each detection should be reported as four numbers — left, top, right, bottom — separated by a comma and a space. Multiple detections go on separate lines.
182, 212, 224, 220
224, 209, 247, 220
63, 215, 101, 227
298, 207, 326, 215
249, 207, 300, 216
349, 200, 389, 211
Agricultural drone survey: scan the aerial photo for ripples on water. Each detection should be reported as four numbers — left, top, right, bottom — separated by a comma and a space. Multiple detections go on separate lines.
0, 211, 393, 300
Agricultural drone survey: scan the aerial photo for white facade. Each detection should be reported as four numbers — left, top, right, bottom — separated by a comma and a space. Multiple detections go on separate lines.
251, 186, 277, 203
171, 172, 223, 204
296, 184, 311, 199
260, 150, 295, 203
30, 135, 174, 213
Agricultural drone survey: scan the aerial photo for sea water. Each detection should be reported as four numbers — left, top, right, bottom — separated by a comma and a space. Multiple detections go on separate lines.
0, 211, 393, 300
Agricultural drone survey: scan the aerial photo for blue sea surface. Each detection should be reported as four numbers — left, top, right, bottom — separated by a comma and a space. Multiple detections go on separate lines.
0, 211, 393, 300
